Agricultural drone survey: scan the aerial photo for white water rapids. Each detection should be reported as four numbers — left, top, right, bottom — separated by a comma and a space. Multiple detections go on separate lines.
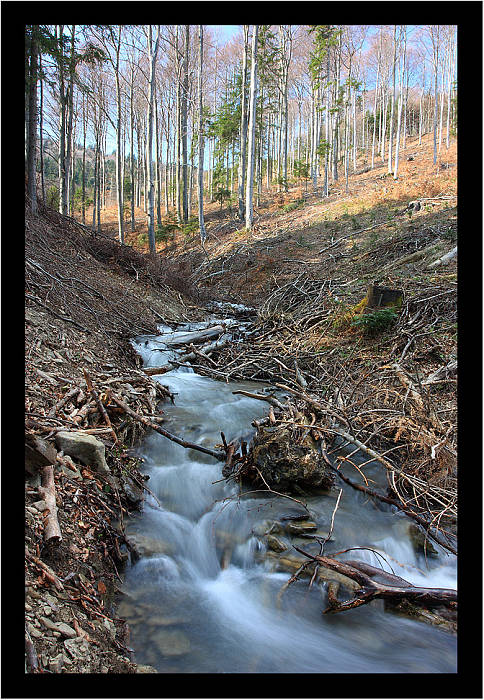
118, 319, 457, 673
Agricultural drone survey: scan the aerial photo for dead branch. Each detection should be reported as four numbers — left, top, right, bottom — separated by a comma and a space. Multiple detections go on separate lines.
293, 546, 457, 614
83, 369, 118, 444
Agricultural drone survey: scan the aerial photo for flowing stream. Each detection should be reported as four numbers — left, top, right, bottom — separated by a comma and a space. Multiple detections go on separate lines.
119, 318, 457, 674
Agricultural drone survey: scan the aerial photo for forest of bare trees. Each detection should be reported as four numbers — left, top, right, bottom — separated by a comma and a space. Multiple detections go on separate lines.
25, 25, 457, 241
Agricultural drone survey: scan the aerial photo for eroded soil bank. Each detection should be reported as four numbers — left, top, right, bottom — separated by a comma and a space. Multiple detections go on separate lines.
25, 201, 206, 674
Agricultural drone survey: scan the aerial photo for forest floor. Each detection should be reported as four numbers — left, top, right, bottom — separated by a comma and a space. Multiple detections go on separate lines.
24, 131, 457, 675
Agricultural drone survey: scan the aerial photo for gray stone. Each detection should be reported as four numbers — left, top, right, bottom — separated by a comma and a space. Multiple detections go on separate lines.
49, 653, 65, 673
55, 432, 110, 477
64, 637, 90, 658
40, 617, 77, 638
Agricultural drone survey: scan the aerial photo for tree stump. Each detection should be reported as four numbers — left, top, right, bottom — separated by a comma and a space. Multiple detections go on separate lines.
364, 283, 403, 312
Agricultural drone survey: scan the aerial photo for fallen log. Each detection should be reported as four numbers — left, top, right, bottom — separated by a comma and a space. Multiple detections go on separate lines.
293, 546, 457, 614
427, 245, 457, 269
162, 325, 225, 347
110, 394, 225, 462
143, 337, 231, 376
38, 465, 62, 544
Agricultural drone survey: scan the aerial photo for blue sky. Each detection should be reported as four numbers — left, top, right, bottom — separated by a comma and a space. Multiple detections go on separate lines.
207, 25, 239, 44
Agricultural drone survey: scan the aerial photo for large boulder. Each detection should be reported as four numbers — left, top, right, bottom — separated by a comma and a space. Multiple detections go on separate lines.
251, 427, 333, 493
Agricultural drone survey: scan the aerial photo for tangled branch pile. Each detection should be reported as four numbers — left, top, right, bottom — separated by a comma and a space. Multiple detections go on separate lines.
177, 272, 457, 548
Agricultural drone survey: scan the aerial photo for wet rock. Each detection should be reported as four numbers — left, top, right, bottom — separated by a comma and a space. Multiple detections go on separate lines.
266, 534, 288, 553
55, 432, 111, 479
123, 477, 144, 507
251, 427, 333, 493
146, 614, 189, 627
408, 524, 439, 557
125, 533, 172, 559
152, 629, 190, 657
283, 520, 318, 536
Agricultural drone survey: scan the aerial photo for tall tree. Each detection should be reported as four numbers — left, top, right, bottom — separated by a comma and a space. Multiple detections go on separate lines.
197, 24, 207, 244
245, 25, 259, 231
146, 25, 161, 254
238, 25, 249, 220
26, 25, 39, 213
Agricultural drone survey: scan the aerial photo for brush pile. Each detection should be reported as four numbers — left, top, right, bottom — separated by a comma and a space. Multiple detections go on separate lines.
180, 271, 457, 552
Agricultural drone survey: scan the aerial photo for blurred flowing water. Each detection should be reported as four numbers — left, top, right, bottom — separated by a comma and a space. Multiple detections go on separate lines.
119, 320, 457, 674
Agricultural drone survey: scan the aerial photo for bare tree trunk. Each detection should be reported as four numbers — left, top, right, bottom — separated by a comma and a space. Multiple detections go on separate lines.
181, 25, 190, 222
197, 24, 207, 244
146, 25, 160, 254
57, 25, 67, 214
154, 84, 162, 230
27, 25, 38, 214
245, 25, 259, 231
65, 25, 76, 217
81, 91, 86, 224
238, 25, 249, 220
387, 25, 397, 174
129, 67, 136, 232
39, 51, 45, 205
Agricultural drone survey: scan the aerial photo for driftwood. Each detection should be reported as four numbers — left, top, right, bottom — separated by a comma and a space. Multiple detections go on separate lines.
38, 465, 62, 544
110, 394, 225, 462
25, 552, 64, 590
293, 546, 457, 614
422, 359, 457, 385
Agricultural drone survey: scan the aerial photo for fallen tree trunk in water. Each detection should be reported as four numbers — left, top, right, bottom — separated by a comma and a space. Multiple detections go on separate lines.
293, 546, 457, 614
143, 337, 231, 376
